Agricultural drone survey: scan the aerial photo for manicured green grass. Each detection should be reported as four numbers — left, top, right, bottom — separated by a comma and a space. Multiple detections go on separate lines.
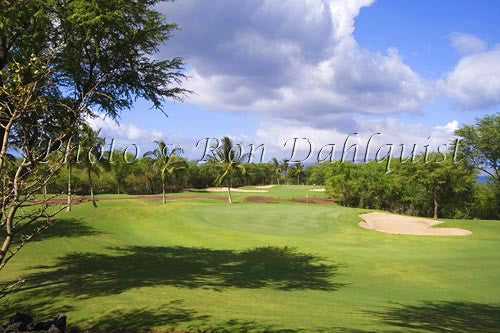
185, 184, 328, 199
2, 186, 500, 332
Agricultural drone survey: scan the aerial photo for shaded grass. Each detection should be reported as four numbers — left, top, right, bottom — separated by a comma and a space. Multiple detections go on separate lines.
14, 246, 342, 299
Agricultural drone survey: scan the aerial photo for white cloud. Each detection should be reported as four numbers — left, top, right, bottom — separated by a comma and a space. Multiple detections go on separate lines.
86, 114, 262, 160
449, 32, 487, 55
162, 0, 430, 126
433, 120, 458, 133
254, 117, 457, 162
86, 114, 165, 151
154, 0, 498, 152
441, 48, 500, 109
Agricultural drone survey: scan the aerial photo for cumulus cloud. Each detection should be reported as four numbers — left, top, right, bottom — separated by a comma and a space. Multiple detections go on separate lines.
160, 0, 429, 126
85, 114, 260, 160
449, 32, 487, 55
441, 48, 500, 110
254, 117, 457, 162
87, 115, 163, 143
433, 120, 458, 133
85, 114, 169, 155
153, 0, 498, 154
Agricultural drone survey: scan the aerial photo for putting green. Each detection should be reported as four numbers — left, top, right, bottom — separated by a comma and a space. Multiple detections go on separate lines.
1, 189, 500, 332
191, 204, 341, 236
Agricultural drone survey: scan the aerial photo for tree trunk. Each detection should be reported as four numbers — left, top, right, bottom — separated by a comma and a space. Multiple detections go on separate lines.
88, 169, 97, 208
433, 197, 439, 219
66, 162, 72, 212
0, 207, 16, 267
227, 177, 233, 204
227, 186, 233, 203
0, 164, 24, 267
162, 181, 166, 204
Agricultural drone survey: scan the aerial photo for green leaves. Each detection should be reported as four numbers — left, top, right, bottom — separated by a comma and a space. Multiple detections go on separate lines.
145, 140, 186, 183
210, 137, 248, 187
324, 155, 477, 218
455, 113, 500, 181
2, 0, 188, 121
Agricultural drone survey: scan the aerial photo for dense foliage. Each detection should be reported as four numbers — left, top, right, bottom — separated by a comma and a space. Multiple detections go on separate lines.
0, 0, 187, 273
42, 144, 498, 219
40, 118, 499, 219
307, 156, 497, 219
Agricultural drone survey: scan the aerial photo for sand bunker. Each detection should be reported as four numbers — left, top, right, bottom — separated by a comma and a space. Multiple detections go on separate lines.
309, 188, 326, 192
256, 185, 274, 189
359, 212, 471, 236
206, 187, 268, 193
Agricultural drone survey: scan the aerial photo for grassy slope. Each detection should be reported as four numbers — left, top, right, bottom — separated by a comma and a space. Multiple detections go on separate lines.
2, 186, 500, 332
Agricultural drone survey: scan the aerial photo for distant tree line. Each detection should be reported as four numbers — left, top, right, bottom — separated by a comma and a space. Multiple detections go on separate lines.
309, 155, 497, 220
43, 113, 499, 220
309, 113, 499, 220
46, 138, 306, 196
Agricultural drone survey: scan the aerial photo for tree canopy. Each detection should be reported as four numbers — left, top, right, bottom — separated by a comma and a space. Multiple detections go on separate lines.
455, 113, 500, 181
0, 0, 188, 275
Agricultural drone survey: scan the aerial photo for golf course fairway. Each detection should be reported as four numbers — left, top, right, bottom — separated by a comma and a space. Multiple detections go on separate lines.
1, 187, 500, 332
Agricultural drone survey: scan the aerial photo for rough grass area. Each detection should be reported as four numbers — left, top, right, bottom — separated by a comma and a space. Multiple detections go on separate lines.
2, 186, 500, 332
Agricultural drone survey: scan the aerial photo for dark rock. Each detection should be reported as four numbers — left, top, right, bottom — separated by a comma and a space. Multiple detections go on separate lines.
5, 322, 28, 332
2, 313, 67, 333
32, 321, 53, 331
52, 315, 66, 332
47, 324, 61, 333
9, 313, 33, 324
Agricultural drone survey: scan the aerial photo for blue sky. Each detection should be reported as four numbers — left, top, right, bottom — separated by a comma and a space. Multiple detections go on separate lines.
90, 0, 500, 161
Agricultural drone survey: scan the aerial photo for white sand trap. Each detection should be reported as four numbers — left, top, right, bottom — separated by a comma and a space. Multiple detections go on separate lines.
309, 188, 326, 192
359, 212, 471, 236
206, 187, 269, 193
256, 185, 274, 189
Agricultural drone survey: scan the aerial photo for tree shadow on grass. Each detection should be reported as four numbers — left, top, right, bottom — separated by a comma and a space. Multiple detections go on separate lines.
72, 301, 300, 333
199, 319, 301, 333
18, 218, 101, 243
16, 246, 343, 299
75, 300, 208, 332
321, 301, 500, 333
2, 299, 299, 333
375, 301, 500, 333
1, 298, 75, 322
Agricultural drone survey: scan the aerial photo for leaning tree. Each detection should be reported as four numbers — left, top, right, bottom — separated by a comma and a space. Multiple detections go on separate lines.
0, 0, 188, 291
211, 137, 248, 204
145, 140, 186, 204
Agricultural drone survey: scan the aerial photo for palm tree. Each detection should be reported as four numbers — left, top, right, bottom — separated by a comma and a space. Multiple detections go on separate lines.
210, 136, 247, 203
270, 157, 282, 185
78, 125, 110, 207
110, 149, 128, 194
290, 162, 305, 185
145, 140, 186, 204
281, 158, 290, 185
